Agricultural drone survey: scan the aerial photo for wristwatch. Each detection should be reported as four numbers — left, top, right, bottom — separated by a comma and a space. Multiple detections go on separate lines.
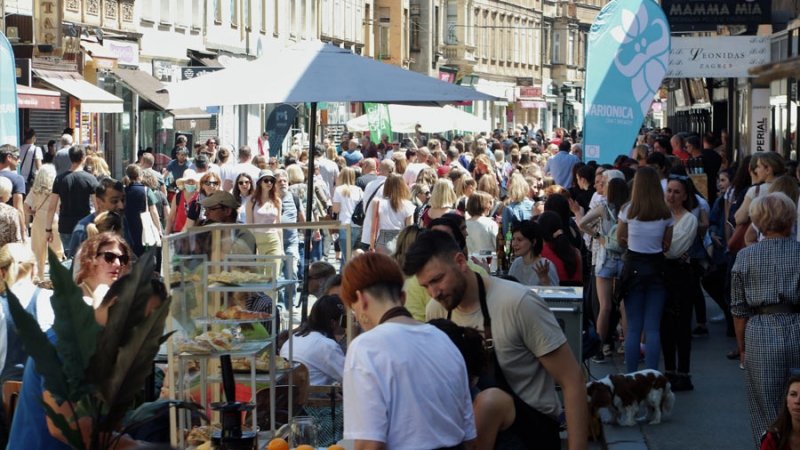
45, 229, 52, 232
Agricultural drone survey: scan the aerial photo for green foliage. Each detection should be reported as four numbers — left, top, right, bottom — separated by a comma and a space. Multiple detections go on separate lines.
6, 248, 197, 450
5, 283, 68, 403
48, 250, 103, 398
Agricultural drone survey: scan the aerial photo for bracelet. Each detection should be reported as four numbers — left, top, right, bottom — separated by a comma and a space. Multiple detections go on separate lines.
45, 229, 52, 232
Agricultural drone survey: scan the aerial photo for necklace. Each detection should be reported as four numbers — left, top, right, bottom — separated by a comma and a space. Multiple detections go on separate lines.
378, 306, 413, 324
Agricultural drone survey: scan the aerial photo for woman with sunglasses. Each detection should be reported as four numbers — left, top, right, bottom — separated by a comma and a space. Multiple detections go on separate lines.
660, 172, 699, 391
75, 232, 132, 308
232, 172, 254, 223
247, 169, 283, 259
184, 172, 221, 229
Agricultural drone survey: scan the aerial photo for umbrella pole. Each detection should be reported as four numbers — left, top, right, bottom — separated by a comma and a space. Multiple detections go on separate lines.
300, 102, 318, 324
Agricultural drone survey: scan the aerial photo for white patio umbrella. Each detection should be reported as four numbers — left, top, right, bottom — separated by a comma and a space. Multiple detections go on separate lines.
163, 41, 497, 321
346, 104, 491, 133
163, 41, 497, 108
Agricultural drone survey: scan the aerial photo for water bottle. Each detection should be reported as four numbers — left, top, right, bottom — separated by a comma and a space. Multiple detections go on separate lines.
696, 156, 704, 174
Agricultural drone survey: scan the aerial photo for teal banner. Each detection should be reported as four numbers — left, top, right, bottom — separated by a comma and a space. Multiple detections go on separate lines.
0, 33, 19, 147
364, 103, 392, 144
583, 0, 670, 164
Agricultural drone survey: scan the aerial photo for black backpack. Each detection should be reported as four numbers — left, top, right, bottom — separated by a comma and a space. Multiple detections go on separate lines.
351, 182, 384, 226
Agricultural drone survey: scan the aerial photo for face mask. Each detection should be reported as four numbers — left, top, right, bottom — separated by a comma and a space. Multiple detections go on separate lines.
184, 184, 197, 193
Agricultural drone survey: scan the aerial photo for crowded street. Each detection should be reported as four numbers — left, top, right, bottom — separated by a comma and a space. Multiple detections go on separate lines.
1, 0, 799, 449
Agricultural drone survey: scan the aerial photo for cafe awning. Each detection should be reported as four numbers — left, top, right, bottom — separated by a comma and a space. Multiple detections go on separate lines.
33, 69, 123, 113
109, 67, 210, 119
17, 85, 60, 110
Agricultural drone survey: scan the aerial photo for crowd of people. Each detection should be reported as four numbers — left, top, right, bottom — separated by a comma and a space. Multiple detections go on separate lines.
1, 123, 799, 449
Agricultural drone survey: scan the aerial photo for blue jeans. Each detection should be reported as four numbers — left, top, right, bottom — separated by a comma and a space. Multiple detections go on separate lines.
338, 226, 360, 263
623, 272, 666, 373
60, 233, 73, 259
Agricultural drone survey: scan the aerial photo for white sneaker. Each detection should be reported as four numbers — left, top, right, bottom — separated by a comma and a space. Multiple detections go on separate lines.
603, 344, 613, 356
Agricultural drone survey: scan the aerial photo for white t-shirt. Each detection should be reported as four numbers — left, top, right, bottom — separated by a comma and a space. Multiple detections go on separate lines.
359, 176, 387, 245
746, 182, 771, 200
333, 185, 363, 226
279, 331, 344, 386
367, 198, 415, 232
231, 162, 261, 183
402, 162, 427, 186
0, 280, 54, 376
218, 162, 238, 188
619, 205, 674, 254
343, 322, 477, 448
466, 216, 499, 254
19, 144, 43, 180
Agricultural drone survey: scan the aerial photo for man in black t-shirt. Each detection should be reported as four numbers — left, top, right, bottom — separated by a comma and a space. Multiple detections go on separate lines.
45, 145, 99, 258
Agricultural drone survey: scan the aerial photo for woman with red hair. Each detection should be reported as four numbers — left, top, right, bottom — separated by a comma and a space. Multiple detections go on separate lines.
340, 253, 477, 450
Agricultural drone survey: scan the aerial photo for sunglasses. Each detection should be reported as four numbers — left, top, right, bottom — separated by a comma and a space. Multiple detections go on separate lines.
668, 174, 688, 181
204, 181, 220, 186
97, 251, 130, 266
206, 205, 225, 211
238, 180, 251, 185
261, 178, 275, 184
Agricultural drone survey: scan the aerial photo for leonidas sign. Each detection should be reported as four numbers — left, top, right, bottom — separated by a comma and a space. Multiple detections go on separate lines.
662, 0, 770, 32
665, 36, 769, 78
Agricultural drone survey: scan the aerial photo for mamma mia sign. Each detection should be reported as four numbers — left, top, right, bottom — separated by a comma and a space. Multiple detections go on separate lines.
583, 0, 670, 165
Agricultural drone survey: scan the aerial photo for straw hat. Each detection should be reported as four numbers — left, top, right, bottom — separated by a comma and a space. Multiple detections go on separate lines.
256, 169, 276, 183
176, 169, 200, 189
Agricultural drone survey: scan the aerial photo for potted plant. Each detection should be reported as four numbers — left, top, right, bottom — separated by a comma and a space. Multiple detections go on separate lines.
6, 249, 203, 450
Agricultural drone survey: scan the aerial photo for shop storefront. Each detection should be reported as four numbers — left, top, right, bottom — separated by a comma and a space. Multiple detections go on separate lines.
33, 69, 123, 151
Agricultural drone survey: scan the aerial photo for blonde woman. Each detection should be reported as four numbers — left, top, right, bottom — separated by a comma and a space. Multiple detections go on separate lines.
86, 154, 110, 176
247, 169, 283, 258
332, 167, 363, 262
501, 173, 535, 236
421, 178, 458, 227
367, 174, 415, 254
0, 243, 55, 382
24, 164, 63, 279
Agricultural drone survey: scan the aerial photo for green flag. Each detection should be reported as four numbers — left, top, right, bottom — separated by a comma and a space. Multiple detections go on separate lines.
364, 103, 392, 144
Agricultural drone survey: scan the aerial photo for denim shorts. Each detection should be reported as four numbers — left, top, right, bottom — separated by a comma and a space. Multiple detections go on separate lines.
597, 253, 623, 279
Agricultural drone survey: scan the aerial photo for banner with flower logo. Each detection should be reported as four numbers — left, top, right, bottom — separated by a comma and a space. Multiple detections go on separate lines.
0, 32, 19, 147
583, 0, 670, 165
364, 103, 392, 144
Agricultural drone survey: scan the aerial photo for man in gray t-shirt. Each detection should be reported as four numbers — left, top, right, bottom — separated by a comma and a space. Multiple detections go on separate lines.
403, 230, 588, 449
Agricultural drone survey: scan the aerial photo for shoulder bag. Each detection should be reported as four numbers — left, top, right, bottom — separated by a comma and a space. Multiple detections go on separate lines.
141, 187, 161, 247
604, 204, 625, 254
351, 181, 384, 226
728, 185, 759, 254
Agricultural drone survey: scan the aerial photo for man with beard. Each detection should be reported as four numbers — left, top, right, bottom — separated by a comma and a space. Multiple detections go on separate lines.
403, 230, 588, 450
68, 177, 132, 258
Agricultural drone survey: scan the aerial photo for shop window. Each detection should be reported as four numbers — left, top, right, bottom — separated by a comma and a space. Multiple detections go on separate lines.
379, 7, 391, 59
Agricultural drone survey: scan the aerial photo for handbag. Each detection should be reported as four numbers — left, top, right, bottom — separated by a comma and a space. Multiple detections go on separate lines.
140, 187, 160, 247
351, 182, 384, 226
728, 185, 759, 254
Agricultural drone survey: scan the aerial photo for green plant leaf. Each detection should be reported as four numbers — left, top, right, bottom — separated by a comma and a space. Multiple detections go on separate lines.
5, 283, 70, 403
97, 296, 172, 431
120, 399, 208, 430
85, 249, 157, 391
48, 249, 102, 394
38, 397, 86, 450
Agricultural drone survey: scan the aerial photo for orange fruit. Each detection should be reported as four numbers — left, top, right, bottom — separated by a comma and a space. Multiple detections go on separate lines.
267, 438, 289, 450
328, 446, 346, 450
296, 446, 315, 450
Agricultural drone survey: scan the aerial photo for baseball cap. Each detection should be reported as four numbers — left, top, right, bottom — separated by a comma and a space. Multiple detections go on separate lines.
199, 190, 240, 209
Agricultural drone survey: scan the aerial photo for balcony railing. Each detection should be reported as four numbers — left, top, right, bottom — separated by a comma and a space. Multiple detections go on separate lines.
442, 44, 478, 65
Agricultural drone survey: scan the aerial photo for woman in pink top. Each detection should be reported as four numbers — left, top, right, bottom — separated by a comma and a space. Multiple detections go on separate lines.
247, 169, 282, 258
